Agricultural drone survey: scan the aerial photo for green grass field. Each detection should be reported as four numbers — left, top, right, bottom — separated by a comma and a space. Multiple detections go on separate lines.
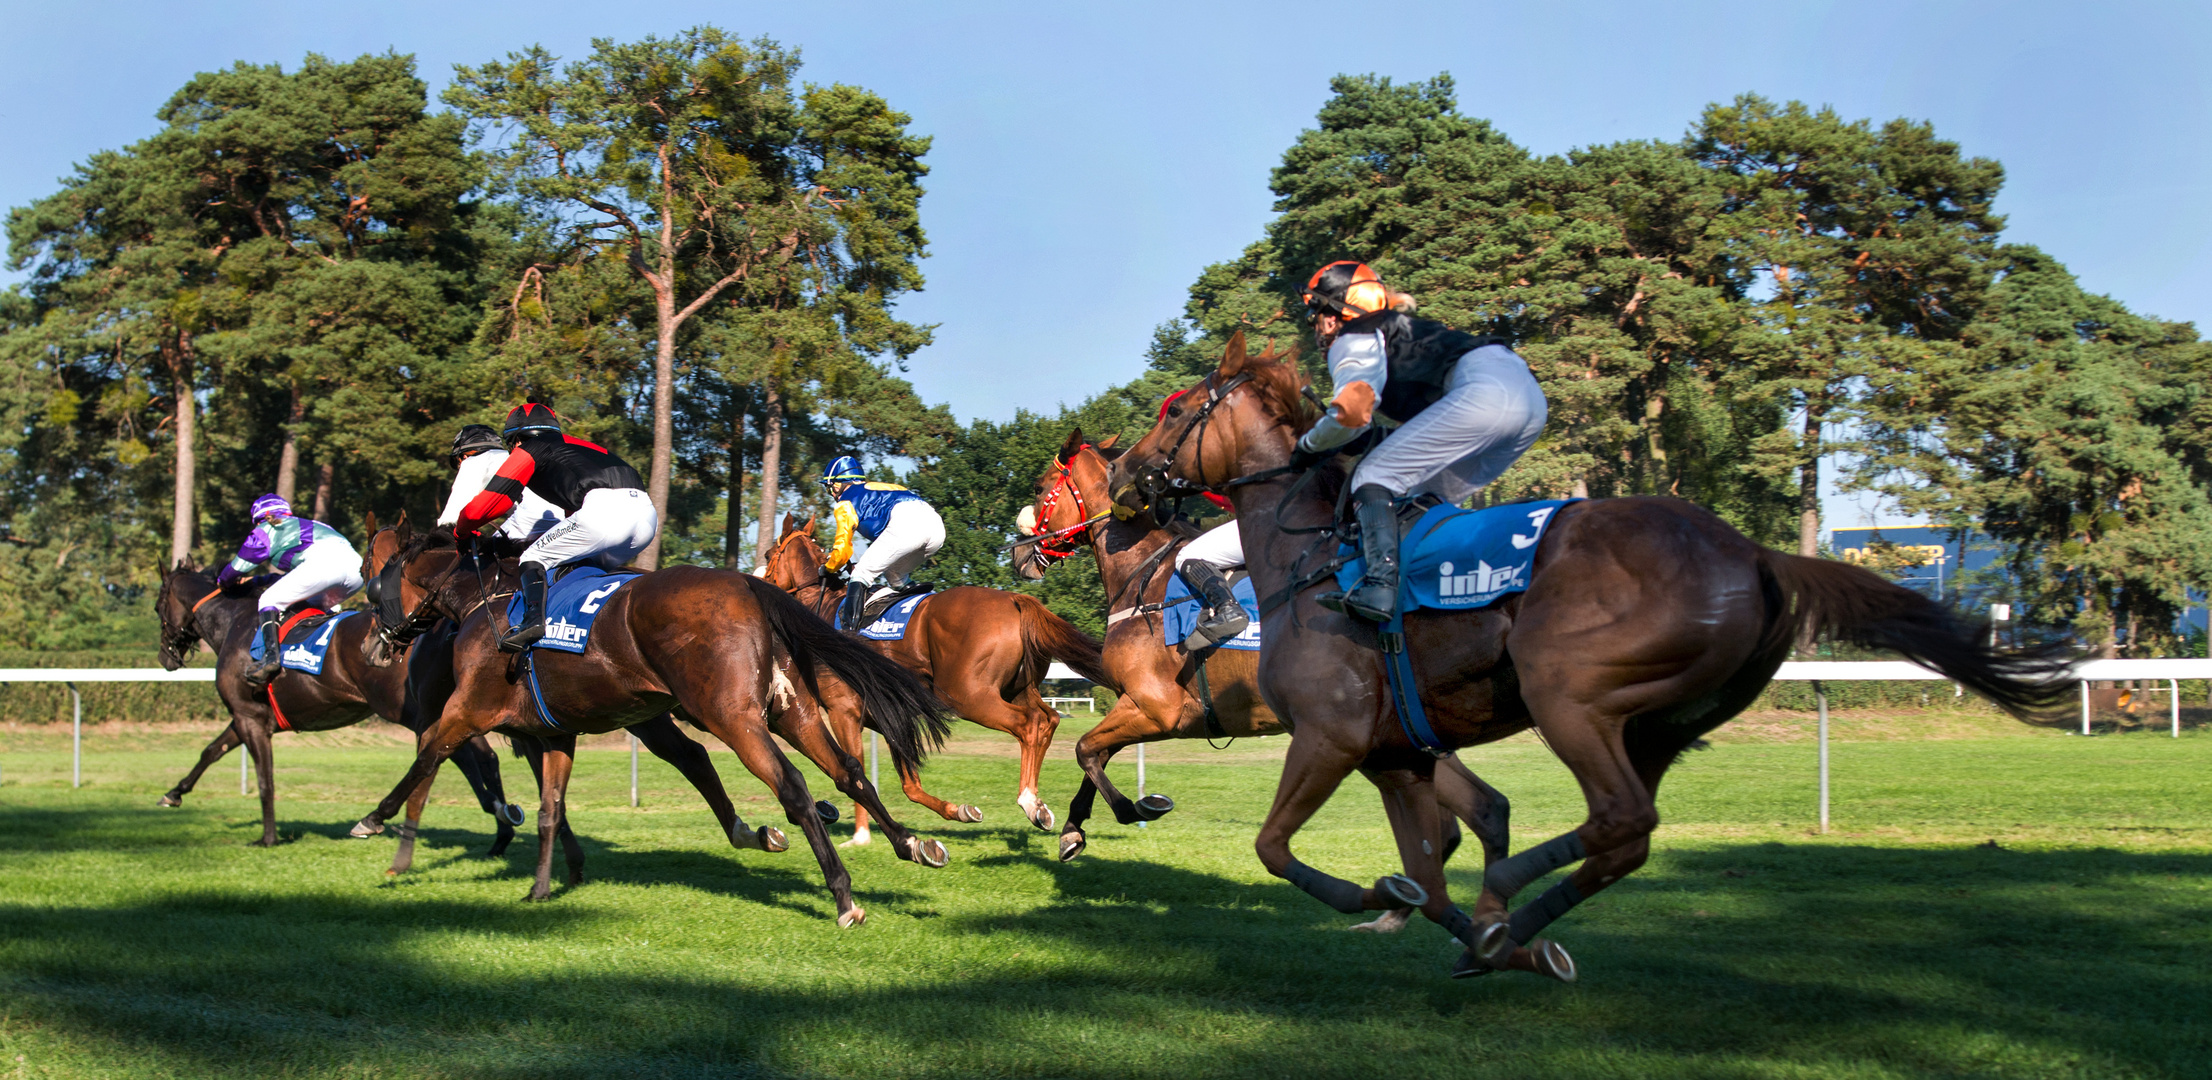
2, 714, 2208, 1079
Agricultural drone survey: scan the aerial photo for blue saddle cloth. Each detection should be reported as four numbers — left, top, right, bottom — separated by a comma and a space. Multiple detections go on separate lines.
505, 566, 640, 654
267, 611, 355, 675
1336, 500, 1575, 613
836, 592, 932, 640
1161, 574, 1261, 651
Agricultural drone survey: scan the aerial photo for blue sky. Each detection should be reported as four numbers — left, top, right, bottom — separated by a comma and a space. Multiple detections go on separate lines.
6, 0, 2208, 528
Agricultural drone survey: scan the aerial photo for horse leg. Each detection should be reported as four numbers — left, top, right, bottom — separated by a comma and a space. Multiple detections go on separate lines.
1356, 755, 1506, 933
447, 734, 519, 856
386, 766, 439, 876
354, 708, 488, 839
632, 712, 778, 852
777, 699, 947, 869
703, 714, 865, 926
1360, 761, 1516, 967
1253, 728, 1393, 916
238, 714, 281, 847
524, 737, 579, 899
1011, 691, 1061, 832
159, 719, 244, 807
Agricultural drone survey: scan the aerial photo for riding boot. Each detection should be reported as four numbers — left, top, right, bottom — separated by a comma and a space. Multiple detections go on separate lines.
840, 579, 868, 631
1177, 563, 1249, 649
500, 563, 548, 653
1318, 484, 1402, 622
244, 610, 284, 688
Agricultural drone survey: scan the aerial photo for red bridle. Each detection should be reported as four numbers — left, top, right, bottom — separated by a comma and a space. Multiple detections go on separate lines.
1025, 448, 1095, 563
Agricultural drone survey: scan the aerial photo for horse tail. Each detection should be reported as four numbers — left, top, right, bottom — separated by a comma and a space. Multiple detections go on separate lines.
1014, 595, 1117, 692
749, 578, 952, 771
1757, 550, 2075, 722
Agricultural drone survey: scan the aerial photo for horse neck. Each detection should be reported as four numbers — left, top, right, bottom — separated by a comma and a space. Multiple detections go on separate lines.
193, 585, 258, 645
432, 554, 513, 622
1224, 473, 1339, 609
1090, 519, 1179, 613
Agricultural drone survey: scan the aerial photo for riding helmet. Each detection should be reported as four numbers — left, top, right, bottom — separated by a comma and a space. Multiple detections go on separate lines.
449, 424, 503, 464
501, 402, 563, 445
821, 455, 867, 488
1303, 260, 1391, 320
249, 493, 292, 523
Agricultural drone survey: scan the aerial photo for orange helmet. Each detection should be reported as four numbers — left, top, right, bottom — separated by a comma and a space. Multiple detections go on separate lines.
1303, 260, 1392, 320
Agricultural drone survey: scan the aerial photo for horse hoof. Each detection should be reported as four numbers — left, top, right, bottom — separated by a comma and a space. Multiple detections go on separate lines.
759, 826, 789, 853
349, 817, 383, 839
1029, 804, 1056, 831
838, 829, 873, 849
954, 804, 984, 823
1351, 909, 1412, 933
814, 800, 839, 823
838, 906, 867, 928
1476, 919, 1515, 965
157, 795, 182, 808
1530, 939, 1577, 983
385, 868, 402, 878
1057, 831, 1087, 862
1376, 874, 1428, 909
496, 801, 525, 827
910, 838, 949, 868
1450, 949, 1496, 979
1134, 794, 1175, 821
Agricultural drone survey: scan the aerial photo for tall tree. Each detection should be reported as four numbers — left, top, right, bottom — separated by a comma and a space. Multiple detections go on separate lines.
449, 27, 932, 567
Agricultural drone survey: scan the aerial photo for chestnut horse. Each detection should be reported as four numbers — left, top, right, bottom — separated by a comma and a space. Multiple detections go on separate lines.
356, 529, 951, 924
758, 513, 1113, 842
1011, 429, 1513, 935
1113, 332, 2071, 980
353, 522, 797, 877
153, 561, 521, 853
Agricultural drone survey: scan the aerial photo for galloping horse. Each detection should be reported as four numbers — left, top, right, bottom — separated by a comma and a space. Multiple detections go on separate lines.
1113, 332, 2071, 980
1012, 430, 1513, 935
759, 514, 1112, 841
153, 560, 521, 852
355, 521, 793, 877
357, 528, 952, 924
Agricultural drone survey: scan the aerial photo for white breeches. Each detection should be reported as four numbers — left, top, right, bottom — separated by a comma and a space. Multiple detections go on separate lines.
1352, 344, 1548, 503
1175, 520, 1246, 572
260, 541, 365, 613
499, 492, 564, 541
851, 500, 945, 587
519, 488, 658, 571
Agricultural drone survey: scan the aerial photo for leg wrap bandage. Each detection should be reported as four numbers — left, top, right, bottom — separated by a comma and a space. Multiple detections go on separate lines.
1484, 830, 1586, 900
1507, 878, 1585, 944
1284, 858, 1366, 914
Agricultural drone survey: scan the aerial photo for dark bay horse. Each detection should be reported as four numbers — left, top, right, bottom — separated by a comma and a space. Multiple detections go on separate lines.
357, 523, 794, 878
358, 530, 952, 923
1113, 332, 2072, 980
759, 514, 1112, 841
1012, 430, 1513, 935
153, 561, 520, 853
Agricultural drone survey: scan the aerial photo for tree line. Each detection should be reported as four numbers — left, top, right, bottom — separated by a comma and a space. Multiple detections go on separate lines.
5, 49, 2206, 658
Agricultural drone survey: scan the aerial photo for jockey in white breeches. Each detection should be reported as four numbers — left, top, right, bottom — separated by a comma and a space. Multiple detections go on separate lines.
820, 455, 945, 629
217, 493, 363, 685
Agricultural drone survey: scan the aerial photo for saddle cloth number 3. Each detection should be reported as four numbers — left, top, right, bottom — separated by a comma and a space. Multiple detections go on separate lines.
1510, 507, 1557, 550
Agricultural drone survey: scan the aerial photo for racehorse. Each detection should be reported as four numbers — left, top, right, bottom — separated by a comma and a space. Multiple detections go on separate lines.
154, 560, 523, 853
357, 525, 952, 924
758, 514, 1113, 842
1111, 331, 2072, 979
1012, 430, 1514, 935
357, 522, 796, 878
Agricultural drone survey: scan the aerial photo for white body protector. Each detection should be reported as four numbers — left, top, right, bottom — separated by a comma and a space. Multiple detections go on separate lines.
439, 449, 564, 541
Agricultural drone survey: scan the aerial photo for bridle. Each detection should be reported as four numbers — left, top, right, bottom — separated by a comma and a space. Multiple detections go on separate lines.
1012, 447, 1113, 568
369, 537, 510, 657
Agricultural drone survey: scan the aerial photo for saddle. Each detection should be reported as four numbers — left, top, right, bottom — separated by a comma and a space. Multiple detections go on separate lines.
857, 581, 932, 627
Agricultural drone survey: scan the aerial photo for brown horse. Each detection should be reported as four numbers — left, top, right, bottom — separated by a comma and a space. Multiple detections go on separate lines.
1011, 429, 1514, 933
355, 528, 951, 923
153, 561, 522, 853
1112, 332, 2071, 980
757, 514, 1113, 842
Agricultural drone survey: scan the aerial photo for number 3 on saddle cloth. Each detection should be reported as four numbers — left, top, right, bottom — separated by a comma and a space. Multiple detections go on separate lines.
1334, 499, 1579, 754
500, 565, 642, 730
247, 609, 360, 730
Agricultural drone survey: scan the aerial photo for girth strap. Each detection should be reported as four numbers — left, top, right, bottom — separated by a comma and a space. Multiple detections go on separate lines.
1379, 611, 1447, 756
1190, 647, 1228, 743
521, 651, 569, 733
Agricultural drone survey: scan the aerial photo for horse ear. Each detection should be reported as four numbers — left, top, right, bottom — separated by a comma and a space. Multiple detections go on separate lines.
1220, 329, 1250, 376
365, 510, 379, 535
779, 511, 796, 538
1057, 427, 1086, 464
397, 516, 413, 544
802, 514, 817, 536
1096, 433, 1120, 450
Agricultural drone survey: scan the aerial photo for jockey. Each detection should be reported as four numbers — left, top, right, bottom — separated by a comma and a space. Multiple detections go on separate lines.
437, 423, 563, 542
820, 455, 945, 629
215, 493, 364, 686
452, 403, 656, 652
1294, 261, 1548, 622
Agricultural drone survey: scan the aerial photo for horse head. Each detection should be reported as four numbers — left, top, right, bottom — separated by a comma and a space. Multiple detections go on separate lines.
155, 558, 210, 672
1012, 429, 1121, 581
1110, 329, 1313, 514
758, 513, 825, 591
359, 518, 473, 667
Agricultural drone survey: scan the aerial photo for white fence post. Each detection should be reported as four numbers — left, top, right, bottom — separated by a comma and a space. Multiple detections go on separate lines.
629, 733, 639, 808
1135, 743, 1147, 829
2081, 681, 2091, 736
241, 749, 249, 795
69, 682, 81, 789
2171, 679, 2181, 739
868, 731, 879, 791
1815, 680, 1829, 834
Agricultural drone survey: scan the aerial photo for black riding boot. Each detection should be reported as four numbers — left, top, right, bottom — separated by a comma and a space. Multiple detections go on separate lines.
500, 563, 548, 653
1319, 484, 1402, 622
244, 610, 284, 687
1177, 562, 1250, 649
840, 580, 868, 631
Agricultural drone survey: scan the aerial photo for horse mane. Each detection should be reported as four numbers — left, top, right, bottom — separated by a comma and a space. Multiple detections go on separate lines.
1242, 344, 1322, 434
397, 530, 458, 563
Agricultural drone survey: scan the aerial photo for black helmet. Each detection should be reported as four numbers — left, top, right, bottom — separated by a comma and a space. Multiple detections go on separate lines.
502, 402, 562, 445
449, 424, 503, 465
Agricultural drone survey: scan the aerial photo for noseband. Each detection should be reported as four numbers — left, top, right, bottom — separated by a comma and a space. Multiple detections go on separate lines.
1014, 449, 1114, 568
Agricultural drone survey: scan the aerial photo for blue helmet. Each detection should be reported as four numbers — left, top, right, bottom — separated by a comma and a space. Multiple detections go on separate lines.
821, 455, 867, 488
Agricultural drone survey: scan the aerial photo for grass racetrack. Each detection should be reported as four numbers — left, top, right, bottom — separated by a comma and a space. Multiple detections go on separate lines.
2, 712, 2209, 1079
